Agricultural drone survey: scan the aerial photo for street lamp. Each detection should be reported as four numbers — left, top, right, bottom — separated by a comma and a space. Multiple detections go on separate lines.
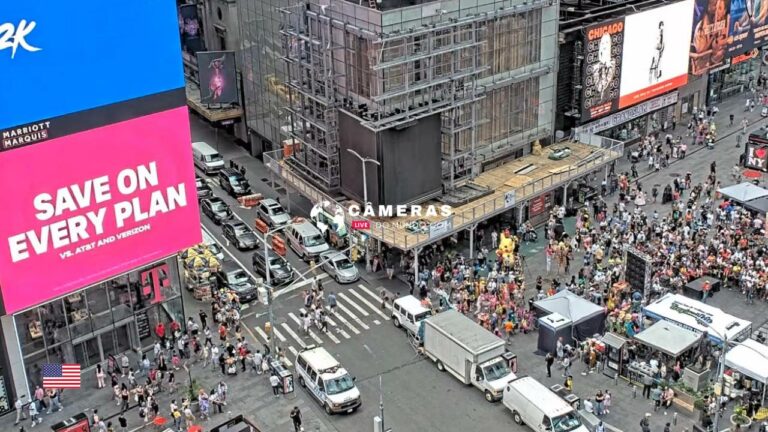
709, 325, 736, 432
346, 149, 380, 270
254, 223, 289, 356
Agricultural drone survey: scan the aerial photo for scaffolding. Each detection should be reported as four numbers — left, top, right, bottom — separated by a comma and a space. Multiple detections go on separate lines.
280, 0, 556, 192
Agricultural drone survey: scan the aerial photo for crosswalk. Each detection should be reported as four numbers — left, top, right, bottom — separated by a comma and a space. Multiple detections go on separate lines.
251, 284, 391, 358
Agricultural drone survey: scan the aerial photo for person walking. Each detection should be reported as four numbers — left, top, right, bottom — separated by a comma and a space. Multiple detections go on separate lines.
545, 352, 555, 378
640, 413, 651, 432
742, 118, 749, 134
96, 363, 106, 389
270, 374, 281, 397
27, 400, 40, 428
290, 406, 303, 432
651, 385, 662, 412
642, 374, 653, 399
118, 415, 127, 432
562, 354, 571, 377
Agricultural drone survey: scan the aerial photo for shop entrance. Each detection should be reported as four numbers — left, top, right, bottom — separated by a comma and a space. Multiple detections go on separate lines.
73, 324, 135, 368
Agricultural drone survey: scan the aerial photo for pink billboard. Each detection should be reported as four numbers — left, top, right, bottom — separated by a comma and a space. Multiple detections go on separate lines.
0, 106, 201, 314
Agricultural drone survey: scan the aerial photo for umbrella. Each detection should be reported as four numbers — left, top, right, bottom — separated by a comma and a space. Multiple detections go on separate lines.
744, 169, 763, 179
188, 425, 203, 432
153, 416, 168, 427
185, 256, 205, 268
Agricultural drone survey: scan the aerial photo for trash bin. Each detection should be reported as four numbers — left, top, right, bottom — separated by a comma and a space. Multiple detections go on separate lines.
503, 351, 518, 374
51, 412, 90, 432
279, 369, 294, 394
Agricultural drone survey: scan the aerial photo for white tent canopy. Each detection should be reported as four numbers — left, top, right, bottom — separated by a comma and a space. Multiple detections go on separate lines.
534, 290, 604, 323
635, 321, 700, 357
718, 182, 768, 203
643, 294, 752, 344
725, 339, 768, 383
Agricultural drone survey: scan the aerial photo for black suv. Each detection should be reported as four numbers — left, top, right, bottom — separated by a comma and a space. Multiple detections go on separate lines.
201, 197, 232, 224
252, 249, 295, 286
222, 221, 259, 250
195, 176, 213, 200
218, 168, 252, 197
215, 262, 259, 303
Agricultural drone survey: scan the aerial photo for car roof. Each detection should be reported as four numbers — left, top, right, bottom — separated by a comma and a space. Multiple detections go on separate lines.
321, 251, 346, 261
221, 261, 246, 273
204, 197, 225, 204
394, 295, 430, 314
221, 168, 242, 176
226, 221, 247, 228
262, 198, 280, 207
299, 347, 341, 372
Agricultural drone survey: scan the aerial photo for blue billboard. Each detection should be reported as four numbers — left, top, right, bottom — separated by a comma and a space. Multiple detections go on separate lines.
0, 0, 185, 130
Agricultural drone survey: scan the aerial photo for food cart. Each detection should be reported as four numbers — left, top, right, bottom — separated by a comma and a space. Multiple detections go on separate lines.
182, 244, 221, 301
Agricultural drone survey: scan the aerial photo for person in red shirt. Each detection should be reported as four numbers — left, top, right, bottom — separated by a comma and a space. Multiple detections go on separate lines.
169, 320, 181, 342
219, 323, 228, 343
155, 322, 166, 343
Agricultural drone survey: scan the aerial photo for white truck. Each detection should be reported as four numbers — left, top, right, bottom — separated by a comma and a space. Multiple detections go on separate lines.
503, 376, 589, 432
421, 309, 516, 402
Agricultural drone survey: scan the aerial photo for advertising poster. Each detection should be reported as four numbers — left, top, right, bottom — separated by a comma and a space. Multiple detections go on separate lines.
0, 108, 201, 314
197, 51, 239, 105
690, 0, 731, 75
619, 0, 695, 108
582, 19, 625, 121
0, 0, 185, 131
179, 4, 206, 54
745, 136, 768, 170
728, 0, 768, 56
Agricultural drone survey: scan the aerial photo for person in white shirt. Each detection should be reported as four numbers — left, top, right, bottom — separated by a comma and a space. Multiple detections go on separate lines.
583, 398, 595, 414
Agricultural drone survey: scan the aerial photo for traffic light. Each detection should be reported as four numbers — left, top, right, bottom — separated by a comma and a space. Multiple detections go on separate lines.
254, 218, 268, 234
272, 235, 286, 256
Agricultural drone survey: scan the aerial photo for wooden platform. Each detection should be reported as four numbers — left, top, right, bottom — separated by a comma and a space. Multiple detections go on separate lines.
272, 141, 621, 250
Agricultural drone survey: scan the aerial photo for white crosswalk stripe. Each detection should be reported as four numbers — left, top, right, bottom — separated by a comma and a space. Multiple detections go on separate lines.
350, 288, 390, 320
271, 327, 287, 343
356, 284, 393, 311
253, 327, 292, 367
301, 308, 345, 342
337, 292, 369, 316
288, 312, 325, 345
280, 323, 306, 348
326, 307, 360, 334
335, 300, 371, 329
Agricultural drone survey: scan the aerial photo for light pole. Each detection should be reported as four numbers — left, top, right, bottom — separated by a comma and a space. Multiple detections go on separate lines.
256, 224, 289, 356
709, 324, 736, 432
346, 149, 380, 270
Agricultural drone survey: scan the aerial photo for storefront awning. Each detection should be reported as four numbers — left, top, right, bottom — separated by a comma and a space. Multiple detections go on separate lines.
718, 182, 768, 203
725, 339, 768, 384
634, 321, 700, 357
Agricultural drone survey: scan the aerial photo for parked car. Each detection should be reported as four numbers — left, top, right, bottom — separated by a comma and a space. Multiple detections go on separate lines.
196, 176, 213, 200
201, 228, 225, 261
257, 198, 291, 227
201, 197, 233, 224
252, 249, 295, 286
222, 221, 259, 250
320, 250, 359, 283
218, 168, 252, 197
548, 147, 572, 160
215, 262, 259, 303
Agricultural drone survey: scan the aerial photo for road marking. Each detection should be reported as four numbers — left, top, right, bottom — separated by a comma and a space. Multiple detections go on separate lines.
337, 292, 369, 317
301, 308, 347, 341
335, 301, 370, 330
325, 308, 360, 334
274, 273, 329, 298
201, 224, 260, 281
357, 284, 393, 311
373, 320, 381, 325
363, 344, 375, 357
254, 326, 270, 343
350, 288, 390, 320
272, 327, 287, 343
288, 312, 325, 345
280, 322, 307, 348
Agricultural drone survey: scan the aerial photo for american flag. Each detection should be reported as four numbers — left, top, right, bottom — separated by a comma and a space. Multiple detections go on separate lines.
42, 364, 81, 389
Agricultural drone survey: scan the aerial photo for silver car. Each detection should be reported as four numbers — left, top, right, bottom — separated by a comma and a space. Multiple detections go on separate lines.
258, 198, 291, 227
321, 251, 359, 283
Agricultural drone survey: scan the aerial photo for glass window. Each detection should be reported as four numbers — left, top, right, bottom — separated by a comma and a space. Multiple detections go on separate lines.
24, 352, 47, 391
39, 300, 68, 347
15, 309, 45, 357
106, 275, 134, 322
87, 284, 112, 331
65, 291, 92, 340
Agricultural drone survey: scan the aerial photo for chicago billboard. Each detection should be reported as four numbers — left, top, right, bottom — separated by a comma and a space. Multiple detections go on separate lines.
0, 0, 200, 314
619, 0, 695, 108
582, 19, 625, 121
197, 51, 238, 105
690, 0, 731, 75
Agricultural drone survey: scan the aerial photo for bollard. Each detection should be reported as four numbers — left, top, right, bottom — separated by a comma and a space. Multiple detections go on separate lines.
614, 373, 618, 386
673, 412, 677, 426
633, 385, 637, 399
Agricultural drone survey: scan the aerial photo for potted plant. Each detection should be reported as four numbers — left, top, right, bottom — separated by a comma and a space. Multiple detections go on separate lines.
731, 404, 752, 428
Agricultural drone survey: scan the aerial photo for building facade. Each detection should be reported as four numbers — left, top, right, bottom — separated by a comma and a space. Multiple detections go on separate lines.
240, 0, 557, 194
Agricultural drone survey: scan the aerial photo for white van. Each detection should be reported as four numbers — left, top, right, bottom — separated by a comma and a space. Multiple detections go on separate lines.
285, 220, 329, 261
391, 295, 431, 335
503, 376, 589, 432
192, 141, 225, 174
295, 346, 361, 415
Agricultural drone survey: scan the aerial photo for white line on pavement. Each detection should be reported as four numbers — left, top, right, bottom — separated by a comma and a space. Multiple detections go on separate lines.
254, 326, 269, 343
280, 322, 307, 348
337, 292, 369, 317
288, 312, 325, 345
274, 273, 329, 298
356, 284, 392, 311
325, 307, 360, 334
335, 301, 370, 330
349, 288, 389, 320
272, 327, 287, 343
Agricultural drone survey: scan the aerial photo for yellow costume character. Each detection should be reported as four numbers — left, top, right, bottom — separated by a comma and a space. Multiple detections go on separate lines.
495, 229, 517, 265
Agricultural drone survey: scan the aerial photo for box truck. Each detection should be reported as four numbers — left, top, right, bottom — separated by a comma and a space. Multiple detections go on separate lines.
421, 309, 516, 402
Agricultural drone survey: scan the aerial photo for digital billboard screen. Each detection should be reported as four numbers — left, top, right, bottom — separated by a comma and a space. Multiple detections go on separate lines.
690, 0, 731, 75
728, 0, 768, 56
582, 19, 625, 121
197, 51, 238, 105
0, 0, 185, 130
0, 108, 201, 314
619, 0, 695, 108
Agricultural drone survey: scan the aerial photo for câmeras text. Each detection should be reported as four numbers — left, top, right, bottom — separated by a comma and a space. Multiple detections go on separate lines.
1, 121, 51, 149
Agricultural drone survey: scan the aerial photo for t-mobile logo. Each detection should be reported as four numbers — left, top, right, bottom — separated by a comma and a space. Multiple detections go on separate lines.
0, 20, 42, 59
140, 264, 171, 304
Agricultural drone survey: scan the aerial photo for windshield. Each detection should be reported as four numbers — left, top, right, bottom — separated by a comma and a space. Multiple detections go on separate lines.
234, 225, 251, 236
203, 154, 223, 162
552, 412, 582, 432
208, 243, 222, 256
336, 258, 353, 270
482, 360, 511, 381
324, 374, 355, 395
196, 178, 205, 187
305, 235, 325, 247
211, 201, 227, 211
269, 205, 286, 216
227, 270, 250, 285
269, 257, 286, 268
414, 310, 432, 322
